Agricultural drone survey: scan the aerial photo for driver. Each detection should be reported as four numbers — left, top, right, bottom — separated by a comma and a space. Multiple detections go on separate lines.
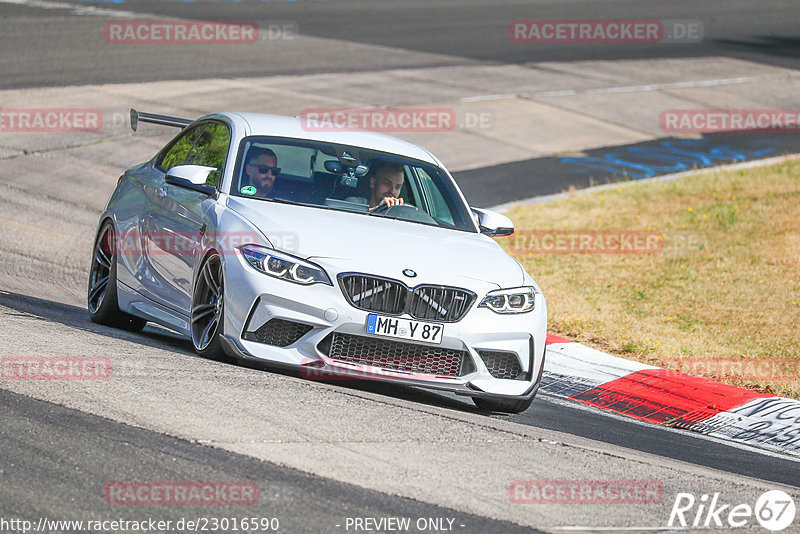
244, 147, 280, 197
347, 161, 405, 210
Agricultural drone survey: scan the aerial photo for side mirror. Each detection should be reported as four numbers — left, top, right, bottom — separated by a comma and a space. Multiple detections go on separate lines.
165, 165, 218, 196
472, 208, 514, 237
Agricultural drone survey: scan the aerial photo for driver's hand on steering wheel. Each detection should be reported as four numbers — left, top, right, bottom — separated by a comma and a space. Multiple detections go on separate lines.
369, 196, 404, 211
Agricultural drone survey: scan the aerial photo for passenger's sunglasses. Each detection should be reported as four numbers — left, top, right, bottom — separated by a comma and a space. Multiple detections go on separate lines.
249, 163, 281, 175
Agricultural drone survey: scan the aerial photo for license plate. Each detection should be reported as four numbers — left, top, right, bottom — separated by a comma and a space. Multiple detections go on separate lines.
365, 314, 443, 344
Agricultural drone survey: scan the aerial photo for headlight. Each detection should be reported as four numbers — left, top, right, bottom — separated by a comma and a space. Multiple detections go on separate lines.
239, 244, 331, 285
479, 286, 536, 314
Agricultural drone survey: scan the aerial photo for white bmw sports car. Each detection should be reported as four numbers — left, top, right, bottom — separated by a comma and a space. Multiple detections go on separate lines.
88, 109, 547, 413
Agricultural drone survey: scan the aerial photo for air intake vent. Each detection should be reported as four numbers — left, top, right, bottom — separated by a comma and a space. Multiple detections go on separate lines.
478, 350, 524, 380
338, 274, 475, 322
339, 274, 406, 315
317, 332, 475, 377
244, 319, 313, 347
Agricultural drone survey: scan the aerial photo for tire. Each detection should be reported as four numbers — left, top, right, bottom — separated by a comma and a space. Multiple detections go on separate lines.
473, 396, 535, 414
88, 221, 147, 332
190, 253, 228, 361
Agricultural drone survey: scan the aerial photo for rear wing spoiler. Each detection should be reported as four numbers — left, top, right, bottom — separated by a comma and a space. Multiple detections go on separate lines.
130, 108, 193, 131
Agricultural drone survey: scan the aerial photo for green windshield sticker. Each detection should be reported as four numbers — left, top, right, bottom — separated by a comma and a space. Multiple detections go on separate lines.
240, 186, 257, 196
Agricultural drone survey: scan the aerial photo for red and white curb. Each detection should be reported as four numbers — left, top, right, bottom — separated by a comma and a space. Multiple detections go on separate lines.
542, 333, 800, 457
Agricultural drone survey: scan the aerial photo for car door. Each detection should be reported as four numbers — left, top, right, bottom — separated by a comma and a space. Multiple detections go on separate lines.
144, 121, 231, 315
125, 123, 203, 306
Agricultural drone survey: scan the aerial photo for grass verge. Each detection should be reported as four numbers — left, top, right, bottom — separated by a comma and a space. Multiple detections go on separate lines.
499, 158, 800, 399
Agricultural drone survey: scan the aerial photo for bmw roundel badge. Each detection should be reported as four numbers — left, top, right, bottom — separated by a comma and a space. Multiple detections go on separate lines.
402, 268, 417, 278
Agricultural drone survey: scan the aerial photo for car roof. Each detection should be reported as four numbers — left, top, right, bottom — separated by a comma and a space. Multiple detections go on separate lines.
208, 112, 441, 166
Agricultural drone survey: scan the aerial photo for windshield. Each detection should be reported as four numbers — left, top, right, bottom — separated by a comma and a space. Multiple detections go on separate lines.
230, 136, 477, 232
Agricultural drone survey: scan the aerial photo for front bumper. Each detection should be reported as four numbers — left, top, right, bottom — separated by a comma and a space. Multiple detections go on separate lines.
222, 251, 547, 400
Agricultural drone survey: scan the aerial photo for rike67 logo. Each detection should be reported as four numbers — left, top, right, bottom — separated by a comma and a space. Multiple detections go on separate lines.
668, 490, 796, 531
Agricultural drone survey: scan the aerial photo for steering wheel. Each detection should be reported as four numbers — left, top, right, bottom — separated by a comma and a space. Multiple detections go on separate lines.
371, 202, 419, 215
370, 203, 438, 225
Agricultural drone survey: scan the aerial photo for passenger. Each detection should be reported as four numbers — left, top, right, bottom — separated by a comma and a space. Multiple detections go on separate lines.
243, 148, 280, 197
347, 162, 405, 210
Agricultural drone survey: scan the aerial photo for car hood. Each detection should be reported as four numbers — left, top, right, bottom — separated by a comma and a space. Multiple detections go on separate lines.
226, 196, 524, 289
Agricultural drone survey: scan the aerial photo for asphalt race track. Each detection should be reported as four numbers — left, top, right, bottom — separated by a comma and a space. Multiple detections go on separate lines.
2, 0, 799, 88
1, 1, 799, 532
0, 388, 540, 534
